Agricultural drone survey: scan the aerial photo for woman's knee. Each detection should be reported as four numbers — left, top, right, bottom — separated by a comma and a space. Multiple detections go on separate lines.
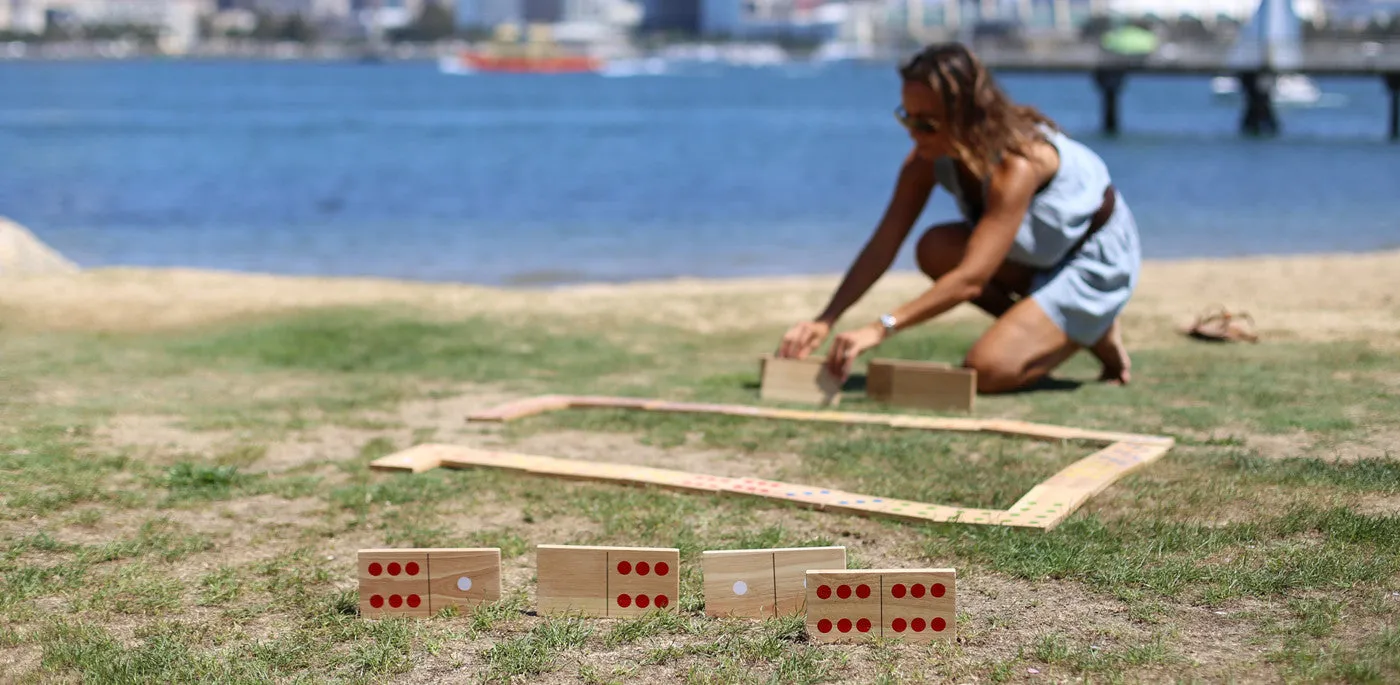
914, 222, 970, 279
962, 338, 1062, 394
961, 352, 1031, 394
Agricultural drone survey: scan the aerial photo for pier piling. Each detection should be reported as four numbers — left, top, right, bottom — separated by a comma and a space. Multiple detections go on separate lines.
1239, 71, 1280, 138
1386, 73, 1400, 142
1092, 69, 1126, 137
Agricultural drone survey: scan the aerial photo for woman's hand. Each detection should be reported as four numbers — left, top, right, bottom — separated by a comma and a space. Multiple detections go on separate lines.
825, 323, 887, 381
777, 320, 832, 359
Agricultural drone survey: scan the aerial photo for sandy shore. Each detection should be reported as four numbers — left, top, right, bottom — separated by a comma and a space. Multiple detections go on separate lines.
3, 249, 1399, 348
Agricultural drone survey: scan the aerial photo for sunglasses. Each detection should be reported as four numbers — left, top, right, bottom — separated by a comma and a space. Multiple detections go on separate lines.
894, 106, 940, 134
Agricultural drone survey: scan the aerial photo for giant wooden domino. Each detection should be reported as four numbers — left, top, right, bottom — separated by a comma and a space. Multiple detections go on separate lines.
355, 542, 956, 647
758, 355, 843, 407
358, 547, 501, 618
866, 358, 977, 413
701, 546, 847, 618
536, 544, 680, 617
805, 568, 957, 644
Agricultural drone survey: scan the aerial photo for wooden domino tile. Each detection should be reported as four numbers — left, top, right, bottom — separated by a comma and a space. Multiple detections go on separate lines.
805, 568, 957, 644
535, 545, 679, 618
866, 358, 976, 413
701, 546, 847, 618
805, 570, 882, 641
881, 570, 957, 643
758, 355, 843, 407
425, 548, 502, 613
608, 549, 679, 617
359, 548, 503, 618
359, 549, 431, 618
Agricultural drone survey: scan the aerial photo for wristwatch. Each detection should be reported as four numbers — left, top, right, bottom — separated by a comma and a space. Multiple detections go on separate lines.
879, 313, 898, 335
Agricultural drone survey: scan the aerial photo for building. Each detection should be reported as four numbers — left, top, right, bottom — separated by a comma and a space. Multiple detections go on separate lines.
688, 0, 842, 39
1318, 0, 1400, 22
456, 0, 631, 39
1106, 0, 1321, 22
456, 0, 521, 28
2, 0, 54, 33
30, 0, 214, 49
639, 0, 700, 32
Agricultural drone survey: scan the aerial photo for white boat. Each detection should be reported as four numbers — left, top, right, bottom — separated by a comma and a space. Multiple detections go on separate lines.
1213, 0, 1333, 107
1211, 72, 1322, 106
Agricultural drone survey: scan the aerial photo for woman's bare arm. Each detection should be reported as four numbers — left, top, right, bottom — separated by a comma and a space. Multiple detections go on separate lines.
814, 150, 936, 325
876, 154, 1039, 332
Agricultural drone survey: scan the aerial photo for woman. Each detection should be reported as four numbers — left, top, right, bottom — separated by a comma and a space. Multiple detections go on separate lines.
776, 42, 1139, 393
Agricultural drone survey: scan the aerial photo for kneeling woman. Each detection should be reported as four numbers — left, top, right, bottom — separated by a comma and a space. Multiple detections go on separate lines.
777, 42, 1140, 393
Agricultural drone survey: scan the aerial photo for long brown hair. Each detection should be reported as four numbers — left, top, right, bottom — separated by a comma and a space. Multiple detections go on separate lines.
898, 42, 1059, 179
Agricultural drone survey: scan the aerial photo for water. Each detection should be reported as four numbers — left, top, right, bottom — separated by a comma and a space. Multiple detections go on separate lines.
2, 58, 1396, 285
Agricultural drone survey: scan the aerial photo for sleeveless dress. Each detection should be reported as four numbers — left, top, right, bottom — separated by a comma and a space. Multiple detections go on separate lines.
931, 126, 1142, 347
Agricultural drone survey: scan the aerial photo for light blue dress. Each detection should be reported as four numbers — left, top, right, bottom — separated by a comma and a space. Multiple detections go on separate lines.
932, 126, 1142, 347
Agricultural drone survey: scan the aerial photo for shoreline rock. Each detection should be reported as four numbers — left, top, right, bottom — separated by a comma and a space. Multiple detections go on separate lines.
0, 217, 80, 277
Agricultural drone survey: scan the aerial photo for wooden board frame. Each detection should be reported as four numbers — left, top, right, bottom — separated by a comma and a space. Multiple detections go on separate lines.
368, 395, 1174, 531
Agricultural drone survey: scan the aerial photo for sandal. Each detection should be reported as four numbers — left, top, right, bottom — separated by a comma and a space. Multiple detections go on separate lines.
1181, 304, 1259, 343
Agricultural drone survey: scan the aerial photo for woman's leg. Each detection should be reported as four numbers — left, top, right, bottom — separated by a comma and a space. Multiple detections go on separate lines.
1089, 318, 1131, 385
914, 222, 1129, 390
915, 222, 1034, 316
962, 297, 1082, 393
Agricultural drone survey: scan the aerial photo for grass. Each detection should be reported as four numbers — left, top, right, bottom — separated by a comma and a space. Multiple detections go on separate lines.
1, 304, 1398, 683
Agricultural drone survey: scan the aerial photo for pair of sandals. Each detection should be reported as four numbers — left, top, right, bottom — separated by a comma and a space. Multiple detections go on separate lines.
1181, 304, 1260, 343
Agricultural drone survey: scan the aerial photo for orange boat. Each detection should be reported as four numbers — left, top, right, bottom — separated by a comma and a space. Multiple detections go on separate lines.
456, 49, 603, 74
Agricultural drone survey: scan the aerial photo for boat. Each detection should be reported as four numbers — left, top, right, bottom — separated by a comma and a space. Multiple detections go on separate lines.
451, 49, 602, 73
440, 22, 605, 74
1210, 72, 1322, 106
1212, 0, 1330, 107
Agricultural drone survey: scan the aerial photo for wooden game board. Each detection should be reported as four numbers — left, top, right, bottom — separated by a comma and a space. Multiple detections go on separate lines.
367, 395, 1174, 531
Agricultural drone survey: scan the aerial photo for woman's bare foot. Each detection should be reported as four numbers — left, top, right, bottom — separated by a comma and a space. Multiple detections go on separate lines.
1090, 319, 1132, 385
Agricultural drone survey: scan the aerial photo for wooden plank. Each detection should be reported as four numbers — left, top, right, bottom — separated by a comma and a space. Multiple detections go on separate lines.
460, 395, 1173, 449
866, 358, 975, 414
368, 443, 447, 473
566, 395, 658, 410
885, 415, 984, 432
758, 355, 842, 407
384, 395, 1179, 531
429, 444, 738, 494
1003, 440, 1175, 530
981, 419, 1175, 445
465, 394, 572, 423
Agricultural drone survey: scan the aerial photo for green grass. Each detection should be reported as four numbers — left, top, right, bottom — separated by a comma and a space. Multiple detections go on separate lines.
1, 304, 1397, 683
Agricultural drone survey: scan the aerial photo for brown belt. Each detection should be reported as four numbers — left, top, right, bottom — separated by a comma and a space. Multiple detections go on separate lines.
1065, 184, 1116, 258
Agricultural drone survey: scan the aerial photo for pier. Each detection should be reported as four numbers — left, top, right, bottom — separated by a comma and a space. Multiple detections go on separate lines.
977, 44, 1400, 140
960, 0, 1400, 141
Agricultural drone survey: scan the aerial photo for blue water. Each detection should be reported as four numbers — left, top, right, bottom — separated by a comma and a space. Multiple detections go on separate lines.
2, 59, 1397, 285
